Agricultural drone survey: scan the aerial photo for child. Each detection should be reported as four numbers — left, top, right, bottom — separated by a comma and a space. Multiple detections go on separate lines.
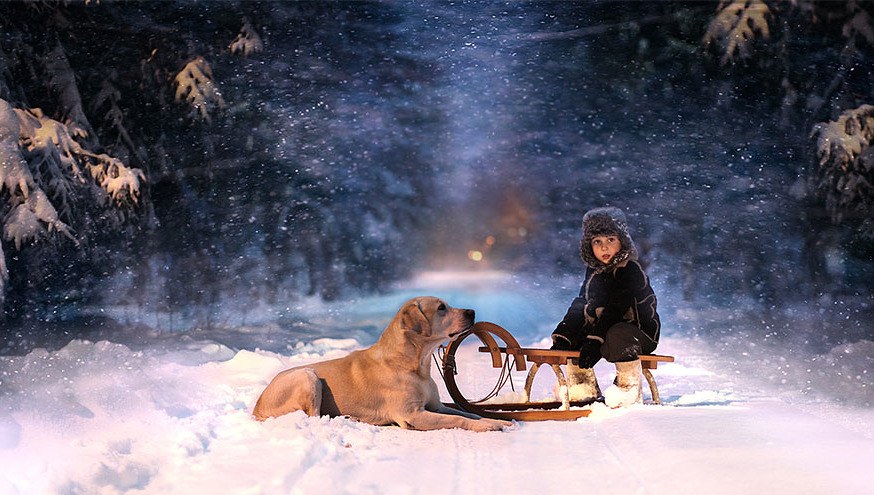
551, 206, 660, 408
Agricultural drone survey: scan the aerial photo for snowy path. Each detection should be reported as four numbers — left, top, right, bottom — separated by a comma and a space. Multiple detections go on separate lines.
1, 271, 873, 494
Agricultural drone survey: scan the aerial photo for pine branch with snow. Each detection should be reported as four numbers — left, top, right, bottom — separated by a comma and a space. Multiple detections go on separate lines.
811, 104, 874, 237
0, 100, 76, 252
0, 101, 24, 304
15, 107, 85, 220
4, 188, 76, 250
174, 57, 226, 123
702, 0, 772, 66
230, 20, 263, 57
14, 106, 145, 209
85, 154, 146, 208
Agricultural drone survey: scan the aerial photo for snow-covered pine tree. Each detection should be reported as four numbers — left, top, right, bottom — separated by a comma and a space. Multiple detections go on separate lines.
0, 97, 145, 310
811, 105, 874, 238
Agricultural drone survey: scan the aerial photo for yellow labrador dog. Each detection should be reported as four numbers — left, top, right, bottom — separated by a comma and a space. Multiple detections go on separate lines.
253, 297, 510, 432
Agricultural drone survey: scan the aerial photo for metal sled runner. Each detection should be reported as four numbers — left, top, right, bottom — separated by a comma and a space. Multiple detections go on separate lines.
437, 322, 674, 421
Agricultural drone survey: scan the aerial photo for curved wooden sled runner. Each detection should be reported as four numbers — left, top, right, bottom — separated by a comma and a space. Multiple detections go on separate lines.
438, 322, 674, 421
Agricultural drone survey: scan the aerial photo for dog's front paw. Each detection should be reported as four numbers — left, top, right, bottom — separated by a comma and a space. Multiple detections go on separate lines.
482, 418, 514, 429
469, 418, 512, 432
473, 420, 505, 432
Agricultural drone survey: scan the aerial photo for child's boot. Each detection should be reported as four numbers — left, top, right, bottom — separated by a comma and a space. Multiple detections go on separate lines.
558, 362, 601, 402
604, 359, 642, 408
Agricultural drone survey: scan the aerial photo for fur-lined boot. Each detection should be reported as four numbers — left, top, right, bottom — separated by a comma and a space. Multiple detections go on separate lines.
604, 359, 642, 408
555, 362, 601, 402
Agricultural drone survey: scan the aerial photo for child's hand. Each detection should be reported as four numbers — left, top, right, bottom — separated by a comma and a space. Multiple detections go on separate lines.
578, 339, 602, 369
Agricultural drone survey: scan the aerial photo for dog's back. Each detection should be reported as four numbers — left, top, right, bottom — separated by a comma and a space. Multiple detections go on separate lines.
253, 351, 380, 421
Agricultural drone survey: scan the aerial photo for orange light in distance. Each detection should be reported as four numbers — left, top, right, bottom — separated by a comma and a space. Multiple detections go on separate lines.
468, 250, 483, 262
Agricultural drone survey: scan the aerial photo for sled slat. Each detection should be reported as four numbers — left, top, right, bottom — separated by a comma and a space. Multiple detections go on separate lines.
477, 346, 674, 369
442, 402, 592, 421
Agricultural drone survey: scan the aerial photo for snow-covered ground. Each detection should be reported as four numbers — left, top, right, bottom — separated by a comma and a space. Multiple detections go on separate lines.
1, 271, 873, 494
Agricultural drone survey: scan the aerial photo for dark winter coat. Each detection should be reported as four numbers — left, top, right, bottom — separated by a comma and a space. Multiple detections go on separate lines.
552, 207, 660, 352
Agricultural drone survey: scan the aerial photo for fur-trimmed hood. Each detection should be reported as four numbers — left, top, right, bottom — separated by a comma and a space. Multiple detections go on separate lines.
579, 206, 638, 272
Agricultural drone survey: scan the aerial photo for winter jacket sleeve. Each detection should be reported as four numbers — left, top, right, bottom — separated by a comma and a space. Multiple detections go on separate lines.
588, 262, 648, 341
551, 272, 593, 349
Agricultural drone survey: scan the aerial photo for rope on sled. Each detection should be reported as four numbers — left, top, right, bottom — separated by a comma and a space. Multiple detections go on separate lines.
471, 353, 517, 404
434, 344, 518, 404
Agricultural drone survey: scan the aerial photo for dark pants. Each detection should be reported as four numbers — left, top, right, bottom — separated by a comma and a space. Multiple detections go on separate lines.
600, 322, 657, 363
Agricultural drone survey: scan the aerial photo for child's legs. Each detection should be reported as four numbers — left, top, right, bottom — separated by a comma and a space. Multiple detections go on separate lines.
601, 323, 656, 363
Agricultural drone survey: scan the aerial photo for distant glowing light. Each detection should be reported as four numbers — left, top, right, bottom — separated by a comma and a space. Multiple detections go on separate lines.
485, 236, 495, 245
468, 250, 483, 262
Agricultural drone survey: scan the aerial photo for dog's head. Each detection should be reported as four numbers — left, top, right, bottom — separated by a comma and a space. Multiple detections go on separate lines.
398, 297, 475, 341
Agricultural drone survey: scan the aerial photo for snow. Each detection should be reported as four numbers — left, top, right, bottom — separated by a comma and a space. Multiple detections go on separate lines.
602, 380, 641, 409
2, 271, 873, 494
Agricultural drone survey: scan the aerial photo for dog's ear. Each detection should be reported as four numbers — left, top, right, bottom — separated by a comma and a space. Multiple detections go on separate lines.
401, 301, 431, 337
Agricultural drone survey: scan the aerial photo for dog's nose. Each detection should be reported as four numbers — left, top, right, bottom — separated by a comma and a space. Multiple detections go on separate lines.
464, 309, 475, 320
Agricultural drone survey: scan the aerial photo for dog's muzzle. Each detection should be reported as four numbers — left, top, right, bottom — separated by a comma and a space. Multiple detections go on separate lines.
449, 310, 476, 339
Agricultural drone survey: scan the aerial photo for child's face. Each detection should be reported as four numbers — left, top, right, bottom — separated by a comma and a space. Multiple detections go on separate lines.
591, 235, 621, 265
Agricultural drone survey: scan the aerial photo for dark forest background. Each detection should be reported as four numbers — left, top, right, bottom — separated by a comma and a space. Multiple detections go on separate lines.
0, 1, 872, 345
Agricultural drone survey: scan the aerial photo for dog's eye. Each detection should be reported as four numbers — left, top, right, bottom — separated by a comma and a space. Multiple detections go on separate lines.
437, 303, 446, 311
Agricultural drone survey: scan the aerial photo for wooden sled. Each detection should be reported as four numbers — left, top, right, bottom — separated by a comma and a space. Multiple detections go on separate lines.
437, 321, 674, 421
